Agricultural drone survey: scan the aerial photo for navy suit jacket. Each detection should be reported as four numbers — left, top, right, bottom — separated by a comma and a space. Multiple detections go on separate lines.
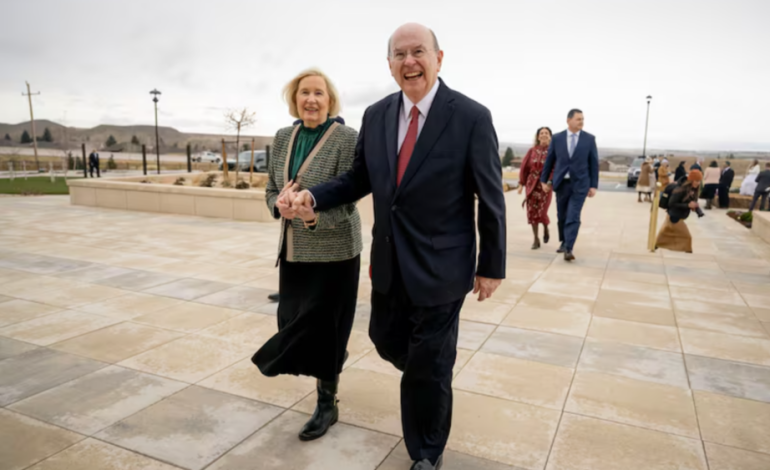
540, 130, 599, 193
310, 78, 507, 307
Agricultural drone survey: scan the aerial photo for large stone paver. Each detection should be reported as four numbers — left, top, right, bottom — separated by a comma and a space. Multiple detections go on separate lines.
0, 193, 769, 469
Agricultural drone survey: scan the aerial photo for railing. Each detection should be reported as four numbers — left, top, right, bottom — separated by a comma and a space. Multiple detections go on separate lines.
647, 182, 662, 252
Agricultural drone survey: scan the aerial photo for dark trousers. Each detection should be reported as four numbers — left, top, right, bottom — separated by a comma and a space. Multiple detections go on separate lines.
89, 164, 100, 178
718, 185, 730, 208
750, 190, 769, 212
555, 179, 588, 252
369, 256, 463, 463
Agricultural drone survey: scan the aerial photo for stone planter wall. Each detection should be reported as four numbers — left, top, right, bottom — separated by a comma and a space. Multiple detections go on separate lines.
67, 173, 375, 226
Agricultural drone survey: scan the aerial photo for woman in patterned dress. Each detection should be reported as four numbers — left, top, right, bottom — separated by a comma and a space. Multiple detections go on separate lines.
518, 127, 553, 249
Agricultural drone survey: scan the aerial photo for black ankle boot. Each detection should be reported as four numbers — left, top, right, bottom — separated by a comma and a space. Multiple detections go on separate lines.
298, 377, 339, 441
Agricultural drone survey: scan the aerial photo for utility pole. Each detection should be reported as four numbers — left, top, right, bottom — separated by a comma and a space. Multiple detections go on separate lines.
22, 81, 41, 171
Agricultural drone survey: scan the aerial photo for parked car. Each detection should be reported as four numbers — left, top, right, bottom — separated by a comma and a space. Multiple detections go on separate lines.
219, 150, 267, 172
627, 156, 645, 187
194, 151, 221, 163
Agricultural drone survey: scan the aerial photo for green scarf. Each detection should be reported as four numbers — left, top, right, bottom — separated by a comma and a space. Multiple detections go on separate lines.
290, 118, 333, 181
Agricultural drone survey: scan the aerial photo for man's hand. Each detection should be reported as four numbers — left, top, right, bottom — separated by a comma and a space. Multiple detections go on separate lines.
588, 188, 597, 198
291, 190, 314, 212
473, 276, 502, 302
543, 183, 552, 193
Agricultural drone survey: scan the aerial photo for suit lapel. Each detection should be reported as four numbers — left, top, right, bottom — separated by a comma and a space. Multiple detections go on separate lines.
385, 94, 400, 190
562, 131, 570, 157
395, 80, 455, 195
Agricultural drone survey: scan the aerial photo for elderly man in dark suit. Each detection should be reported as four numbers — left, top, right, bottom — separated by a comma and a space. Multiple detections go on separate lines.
290, 23, 506, 470
541, 109, 600, 261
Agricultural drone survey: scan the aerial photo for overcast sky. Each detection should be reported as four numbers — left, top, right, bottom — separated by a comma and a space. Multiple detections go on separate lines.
1, 0, 768, 151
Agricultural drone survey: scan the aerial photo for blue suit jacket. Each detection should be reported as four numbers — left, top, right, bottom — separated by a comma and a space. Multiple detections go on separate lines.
310, 78, 507, 307
540, 130, 599, 193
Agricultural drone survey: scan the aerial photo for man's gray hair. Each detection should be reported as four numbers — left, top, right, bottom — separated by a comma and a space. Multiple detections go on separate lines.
388, 28, 440, 57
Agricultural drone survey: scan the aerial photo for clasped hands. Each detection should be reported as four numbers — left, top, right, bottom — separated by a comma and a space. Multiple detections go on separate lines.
276, 181, 316, 223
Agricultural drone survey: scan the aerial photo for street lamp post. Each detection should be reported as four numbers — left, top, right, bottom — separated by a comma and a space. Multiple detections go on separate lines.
642, 95, 652, 159
150, 89, 161, 174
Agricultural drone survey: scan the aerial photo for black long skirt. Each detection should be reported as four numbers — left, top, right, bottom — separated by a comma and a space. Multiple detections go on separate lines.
252, 254, 360, 382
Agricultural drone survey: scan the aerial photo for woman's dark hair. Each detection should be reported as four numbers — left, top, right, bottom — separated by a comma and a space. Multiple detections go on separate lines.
534, 127, 553, 146
678, 161, 685, 167
709, 160, 718, 168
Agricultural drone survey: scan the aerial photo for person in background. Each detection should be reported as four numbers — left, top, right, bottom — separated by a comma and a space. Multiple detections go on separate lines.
88, 150, 100, 178
518, 126, 553, 248
655, 170, 703, 253
635, 158, 653, 203
701, 160, 721, 209
690, 158, 703, 172
252, 69, 362, 442
718, 160, 735, 209
266, 116, 348, 305
541, 109, 600, 262
657, 161, 670, 188
674, 161, 687, 182
740, 159, 761, 196
749, 162, 770, 212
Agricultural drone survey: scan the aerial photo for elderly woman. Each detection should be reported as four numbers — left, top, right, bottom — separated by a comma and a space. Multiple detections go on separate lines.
518, 127, 553, 249
655, 170, 703, 253
636, 158, 653, 202
252, 68, 362, 441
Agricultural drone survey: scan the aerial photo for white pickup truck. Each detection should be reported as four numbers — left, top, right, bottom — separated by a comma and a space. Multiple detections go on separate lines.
193, 151, 221, 163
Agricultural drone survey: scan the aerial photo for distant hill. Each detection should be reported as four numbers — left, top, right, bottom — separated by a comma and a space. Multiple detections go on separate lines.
0, 120, 274, 154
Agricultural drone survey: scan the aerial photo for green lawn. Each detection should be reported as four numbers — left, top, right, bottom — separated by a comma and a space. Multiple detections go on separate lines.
0, 176, 78, 195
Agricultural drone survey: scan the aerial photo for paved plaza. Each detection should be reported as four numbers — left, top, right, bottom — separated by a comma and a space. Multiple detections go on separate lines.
1, 191, 769, 470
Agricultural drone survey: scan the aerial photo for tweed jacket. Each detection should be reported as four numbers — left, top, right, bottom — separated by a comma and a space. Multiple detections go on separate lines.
266, 122, 363, 263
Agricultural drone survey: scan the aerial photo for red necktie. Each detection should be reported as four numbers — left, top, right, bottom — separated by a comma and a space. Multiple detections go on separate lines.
397, 106, 420, 186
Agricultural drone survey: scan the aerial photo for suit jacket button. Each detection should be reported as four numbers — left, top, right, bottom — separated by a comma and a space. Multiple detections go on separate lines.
385, 236, 390, 243
391, 205, 397, 212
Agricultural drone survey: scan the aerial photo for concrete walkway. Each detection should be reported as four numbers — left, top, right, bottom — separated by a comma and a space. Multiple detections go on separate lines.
0, 191, 769, 470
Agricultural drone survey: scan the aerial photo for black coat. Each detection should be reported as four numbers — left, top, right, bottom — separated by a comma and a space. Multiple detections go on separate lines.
311, 79, 507, 307
668, 183, 696, 223
674, 165, 687, 182
756, 169, 770, 194
719, 167, 734, 188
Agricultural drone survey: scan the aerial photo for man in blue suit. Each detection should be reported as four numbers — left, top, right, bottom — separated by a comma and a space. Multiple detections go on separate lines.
290, 23, 506, 470
541, 109, 599, 261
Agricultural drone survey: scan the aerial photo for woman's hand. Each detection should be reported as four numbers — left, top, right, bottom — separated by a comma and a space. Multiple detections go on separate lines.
276, 180, 299, 219
517, 185, 524, 195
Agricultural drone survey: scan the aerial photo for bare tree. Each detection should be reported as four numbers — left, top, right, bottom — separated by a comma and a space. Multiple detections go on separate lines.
224, 108, 256, 182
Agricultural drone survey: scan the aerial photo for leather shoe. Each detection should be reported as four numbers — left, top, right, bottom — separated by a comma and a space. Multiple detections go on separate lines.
410, 455, 443, 470
298, 377, 339, 441
267, 292, 280, 303
564, 251, 576, 262
556, 243, 566, 254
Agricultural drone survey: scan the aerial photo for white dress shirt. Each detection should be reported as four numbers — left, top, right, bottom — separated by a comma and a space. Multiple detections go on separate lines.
565, 129, 581, 179
398, 78, 440, 153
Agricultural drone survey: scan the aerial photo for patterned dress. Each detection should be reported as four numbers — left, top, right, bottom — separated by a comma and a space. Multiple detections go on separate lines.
519, 145, 553, 225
